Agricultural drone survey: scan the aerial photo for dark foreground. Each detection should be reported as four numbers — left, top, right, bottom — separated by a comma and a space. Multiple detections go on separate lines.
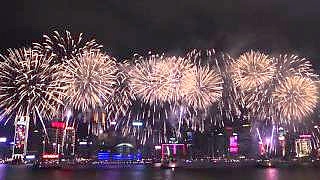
1, 164, 320, 180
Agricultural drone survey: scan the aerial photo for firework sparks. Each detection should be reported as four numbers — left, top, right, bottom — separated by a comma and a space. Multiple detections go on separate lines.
33, 30, 102, 64
0, 48, 66, 124
274, 54, 317, 79
153, 56, 194, 103
105, 62, 135, 121
242, 54, 319, 122
128, 55, 162, 104
182, 65, 223, 110
62, 51, 117, 112
232, 51, 276, 90
128, 54, 194, 105
273, 76, 319, 121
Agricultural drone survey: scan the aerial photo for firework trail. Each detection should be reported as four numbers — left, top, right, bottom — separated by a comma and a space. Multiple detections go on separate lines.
61, 50, 118, 113
0, 48, 66, 125
186, 49, 245, 127
33, 30, 102, 64
274, 54, 318, 79
229, 51, 275, 121
125, 53, 199, 143
116, 100, 173, 144
105, 61, 136, 124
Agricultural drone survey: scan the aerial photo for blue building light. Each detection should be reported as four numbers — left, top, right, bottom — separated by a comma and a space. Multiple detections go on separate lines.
97, 152, 110, 160
136, 152, 142, 160
98, 152, 143, 161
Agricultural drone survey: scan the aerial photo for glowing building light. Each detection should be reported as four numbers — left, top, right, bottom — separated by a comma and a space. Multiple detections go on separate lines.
132, 121, 143, 127
295, 138, 312, 157
25, 155, 36, 160
97, 152, 110, 160
43, 154, 59, 159
299, 134, 312, 139
155, 145, 161, 150
0, 137, 7, 143
110, 121, 116, 125
79, 142, 88, 145
229, 136, 239, 154
51, 121, 66, 129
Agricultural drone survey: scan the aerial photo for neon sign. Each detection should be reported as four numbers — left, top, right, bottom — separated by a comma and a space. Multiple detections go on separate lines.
229, 136, 238, 154
43, 154, 59, 159
51, 121, 66, 129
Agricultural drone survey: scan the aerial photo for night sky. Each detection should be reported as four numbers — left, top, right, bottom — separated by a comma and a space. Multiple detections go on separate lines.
0, 0, 320, 142
0, 0, 319, 70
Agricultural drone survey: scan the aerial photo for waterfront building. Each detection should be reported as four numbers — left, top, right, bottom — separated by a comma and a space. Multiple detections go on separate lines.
12, 116, 30, 160
42, 120, 65, 156
63, 126, 76, 158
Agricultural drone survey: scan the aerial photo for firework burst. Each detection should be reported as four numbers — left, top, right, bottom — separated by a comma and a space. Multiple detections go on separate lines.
182, 65, 223, 110
153, 56, 194, 104
0, 48, 66, 124
274, 54, 317, 79
186, 49, 245, 126
245, 54, 320, 122
128, 54, 194, 105
33, 30, 102, 64
272, 76, 319, 121
128, 54, 162, 105
232, 50, 276, 90
62, 51, 118, 112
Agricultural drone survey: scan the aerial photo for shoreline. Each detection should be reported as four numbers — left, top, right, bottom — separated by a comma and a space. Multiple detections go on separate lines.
2, 159, 320, 170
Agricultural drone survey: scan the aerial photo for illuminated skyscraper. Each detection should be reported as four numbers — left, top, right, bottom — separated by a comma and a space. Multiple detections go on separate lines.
295, 135, 312, 158
63, 127, 76, 158
12, 116, 30, 159
43, 120, 65, 156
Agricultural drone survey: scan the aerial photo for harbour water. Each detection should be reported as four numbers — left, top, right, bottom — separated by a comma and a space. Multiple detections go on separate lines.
1, 164, 320, 180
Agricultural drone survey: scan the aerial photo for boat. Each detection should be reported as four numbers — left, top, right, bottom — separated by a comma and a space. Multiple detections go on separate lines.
256, 159, 274, 168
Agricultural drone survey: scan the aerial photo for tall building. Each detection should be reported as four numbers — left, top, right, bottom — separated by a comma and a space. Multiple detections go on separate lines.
43, 120, 65, 156
295, 135, 312, 158
12, 116, 30, 159
63, 127, 76, 158
0, 137, 10, 160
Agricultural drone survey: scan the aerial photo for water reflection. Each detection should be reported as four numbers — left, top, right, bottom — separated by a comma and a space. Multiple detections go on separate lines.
265, 168, 279, 180
0, 164, 6, 180
1, 166, 320, 180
